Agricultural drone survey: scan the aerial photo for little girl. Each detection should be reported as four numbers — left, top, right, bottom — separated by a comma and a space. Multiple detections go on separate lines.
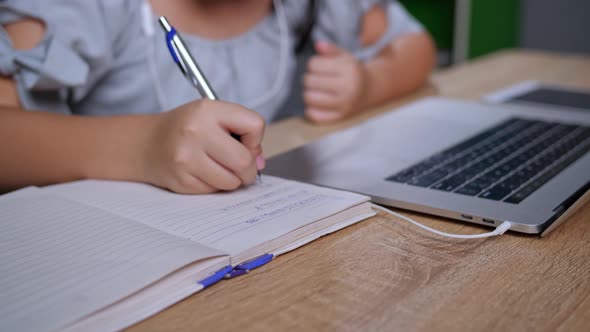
0, 0, 435, 194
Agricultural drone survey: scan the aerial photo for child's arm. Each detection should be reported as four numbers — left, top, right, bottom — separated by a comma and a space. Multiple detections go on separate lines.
0, 20, 265, 194
0, 101, 264, 194
303, 5, 436, 123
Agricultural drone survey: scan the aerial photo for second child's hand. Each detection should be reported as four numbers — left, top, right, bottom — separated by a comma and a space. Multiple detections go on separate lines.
303, 41, 369, 123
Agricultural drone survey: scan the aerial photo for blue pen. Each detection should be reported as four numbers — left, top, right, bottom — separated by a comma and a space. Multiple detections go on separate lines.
159, 16, 216, 100
158, 16, 261, 181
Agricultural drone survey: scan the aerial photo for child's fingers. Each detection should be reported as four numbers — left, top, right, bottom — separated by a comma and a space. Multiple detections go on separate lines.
191, 155, 243, 191
217, 104, 265, 151
307, 56, 342, 75
303, 73, 340, 93
171, 173, 216, 195
304, 90, 340, 109
206, 130, 258, 185
314, 41, 347, 57
249, 144, 263, 159
306, 108, 343, 123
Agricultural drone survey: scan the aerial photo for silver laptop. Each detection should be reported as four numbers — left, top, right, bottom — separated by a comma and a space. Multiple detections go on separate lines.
264, 98, 590, 235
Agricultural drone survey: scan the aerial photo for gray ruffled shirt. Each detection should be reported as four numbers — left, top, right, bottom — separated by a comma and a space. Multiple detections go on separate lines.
0, 0, 423, 121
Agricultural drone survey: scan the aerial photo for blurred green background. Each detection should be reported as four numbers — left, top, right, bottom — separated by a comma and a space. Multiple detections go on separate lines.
398, 0, 588, 66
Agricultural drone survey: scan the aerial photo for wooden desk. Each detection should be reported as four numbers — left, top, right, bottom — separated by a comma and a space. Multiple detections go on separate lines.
130, 50, 590, 331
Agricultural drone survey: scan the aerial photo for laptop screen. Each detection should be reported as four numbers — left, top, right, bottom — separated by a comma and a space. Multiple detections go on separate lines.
512, 88, 590, 111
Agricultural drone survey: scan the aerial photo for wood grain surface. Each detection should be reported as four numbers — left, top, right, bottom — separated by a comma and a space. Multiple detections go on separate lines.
128, 50, 590, 332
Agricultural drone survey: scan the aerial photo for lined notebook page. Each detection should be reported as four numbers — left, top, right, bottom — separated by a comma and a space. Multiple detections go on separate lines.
44, 176, 369, 256
0, 194, 225, 332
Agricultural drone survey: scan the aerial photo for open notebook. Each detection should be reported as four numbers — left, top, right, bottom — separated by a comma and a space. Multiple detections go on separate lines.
0, 176, 374, 332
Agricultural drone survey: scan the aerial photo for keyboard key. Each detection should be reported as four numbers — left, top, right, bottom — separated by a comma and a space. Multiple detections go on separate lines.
386, 172, 413, 183
455, 185, 482, 196
468, 177, 495, 190
408, 170, 449, 187
505, 174, 528, 187
479, 184, 513, 201
445, 156, 472, 169
431, 175, 468, 192
465, 161, 488, 173
386, 166, 428, 183
498, 177, 524, 191
490, 167, 509, 178
461, 167, 481, 178
504, 191, 529, 204
479, 173, 503, 184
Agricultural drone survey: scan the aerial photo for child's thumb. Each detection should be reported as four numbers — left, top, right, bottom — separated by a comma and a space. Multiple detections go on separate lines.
315, 41, 345, 56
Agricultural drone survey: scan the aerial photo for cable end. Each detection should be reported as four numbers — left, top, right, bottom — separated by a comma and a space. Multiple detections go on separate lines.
494, 221, 512, 235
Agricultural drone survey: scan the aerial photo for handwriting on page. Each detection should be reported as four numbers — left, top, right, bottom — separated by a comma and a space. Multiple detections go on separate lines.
45, 176, 366, 256
244, 194, 324, 224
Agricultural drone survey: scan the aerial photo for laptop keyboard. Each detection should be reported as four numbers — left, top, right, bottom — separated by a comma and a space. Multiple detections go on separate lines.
386, 118, 590, 204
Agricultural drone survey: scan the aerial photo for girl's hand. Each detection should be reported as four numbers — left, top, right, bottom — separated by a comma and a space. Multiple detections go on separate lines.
143, 99, 265, 194
303, 41, 369, 123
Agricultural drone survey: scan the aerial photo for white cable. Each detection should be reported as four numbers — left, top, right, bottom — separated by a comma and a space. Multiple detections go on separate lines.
371, 204, 512, 239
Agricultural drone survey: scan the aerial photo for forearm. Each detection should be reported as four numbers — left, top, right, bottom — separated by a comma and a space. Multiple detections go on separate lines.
363, 32, 436, 108
0, 108, 155, 192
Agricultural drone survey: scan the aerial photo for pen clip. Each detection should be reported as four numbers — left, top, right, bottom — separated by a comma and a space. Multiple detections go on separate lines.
165, 28, 180, 64
165, 28, 189, 76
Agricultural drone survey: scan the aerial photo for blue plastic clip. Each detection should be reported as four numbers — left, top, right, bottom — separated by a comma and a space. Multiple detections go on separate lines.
224, 268, 248, 279
234, 253, 274, 272
198, 265, 233, 289
165, 27, 180, 64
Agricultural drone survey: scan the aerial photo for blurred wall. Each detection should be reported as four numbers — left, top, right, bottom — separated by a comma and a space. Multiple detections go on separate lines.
520, 0, 590, 55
